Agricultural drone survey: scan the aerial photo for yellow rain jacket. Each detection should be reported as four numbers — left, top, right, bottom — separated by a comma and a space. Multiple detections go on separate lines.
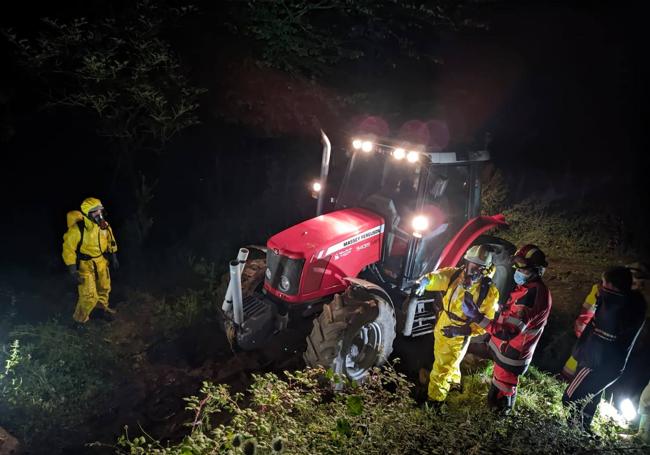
423, 266, 499, 401
62, 197, 118, 322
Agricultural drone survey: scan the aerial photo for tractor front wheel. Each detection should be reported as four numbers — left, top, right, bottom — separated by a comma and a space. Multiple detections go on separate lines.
304, 286, 396, 381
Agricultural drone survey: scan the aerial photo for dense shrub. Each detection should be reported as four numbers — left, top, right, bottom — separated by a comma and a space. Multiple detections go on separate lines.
0, 321, 126, 448
117, 364, 647, 454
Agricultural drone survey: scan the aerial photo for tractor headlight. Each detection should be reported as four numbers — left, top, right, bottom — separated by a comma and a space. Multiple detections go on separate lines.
412, 215, 429, 232
406, 151, 419, 163
361, 140, 373, 152
352, 138, 363, 150
279, 275, 291, 292
312, 181, 322, 192
620, 398, 637, 421
393, 148, 406, 160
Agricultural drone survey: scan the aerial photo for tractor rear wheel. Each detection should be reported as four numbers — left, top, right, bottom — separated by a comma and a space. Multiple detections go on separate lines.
304, 286, 396, 381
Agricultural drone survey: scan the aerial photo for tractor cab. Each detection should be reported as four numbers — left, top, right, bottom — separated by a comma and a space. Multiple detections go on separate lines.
335, 136, 488, 290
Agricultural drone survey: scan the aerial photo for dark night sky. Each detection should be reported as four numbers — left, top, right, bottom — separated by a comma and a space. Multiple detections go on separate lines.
0, 1, 647, 271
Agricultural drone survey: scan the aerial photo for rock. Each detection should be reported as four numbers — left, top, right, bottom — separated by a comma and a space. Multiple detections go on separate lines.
0, 427, 19, 455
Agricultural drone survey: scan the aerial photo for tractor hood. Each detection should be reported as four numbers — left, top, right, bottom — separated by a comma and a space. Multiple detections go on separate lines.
267, 208, 385, 261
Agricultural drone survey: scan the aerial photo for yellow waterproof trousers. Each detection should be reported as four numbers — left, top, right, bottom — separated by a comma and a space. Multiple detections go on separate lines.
73, 256, 111, 323
428, 327, 471, 401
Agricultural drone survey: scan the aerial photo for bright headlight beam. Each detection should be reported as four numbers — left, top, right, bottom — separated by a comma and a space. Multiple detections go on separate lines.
406, 151, 419, 163
312, 181, 322, 192
393, 148, 406, 160
361, 141, 373, 152
620, 399, 637, 421
412, 215, 429, 232
352, 139, 363, 149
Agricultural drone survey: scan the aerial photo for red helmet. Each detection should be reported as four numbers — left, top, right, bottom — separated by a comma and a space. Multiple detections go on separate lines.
513, 244, 547, 269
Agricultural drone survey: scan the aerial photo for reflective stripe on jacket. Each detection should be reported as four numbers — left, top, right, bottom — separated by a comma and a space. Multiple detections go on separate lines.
574, 284, 599, 337
483, 280, 552, 374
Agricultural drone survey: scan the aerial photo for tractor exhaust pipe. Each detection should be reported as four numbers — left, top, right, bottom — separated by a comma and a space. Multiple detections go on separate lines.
402, 295, 418, 336
316, 130, 331, 216
229, 260, 244, 325
222, 248, 249, 324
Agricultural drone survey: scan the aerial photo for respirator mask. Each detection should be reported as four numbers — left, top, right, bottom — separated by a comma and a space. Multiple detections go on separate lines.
89, 209, 108, 230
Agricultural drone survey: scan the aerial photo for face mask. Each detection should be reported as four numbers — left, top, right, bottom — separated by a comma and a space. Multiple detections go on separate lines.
514, 270, 528, 285
465, 267, 483, 285
90, 211, 108, 230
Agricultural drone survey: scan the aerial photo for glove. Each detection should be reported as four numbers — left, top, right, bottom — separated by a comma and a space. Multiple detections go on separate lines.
415, 277, 430, 296
461, 291, 483, 322
68, 265, 83, 285
109, 253, 120, 270
441, 324, 472, 338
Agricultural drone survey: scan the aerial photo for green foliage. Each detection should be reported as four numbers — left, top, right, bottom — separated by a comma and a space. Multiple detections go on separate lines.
152, 289, 215, 337
150, 254, 222, 337
500, 199, 623, 260
0, 321, 126, 447
4, 1, 206, 250
481, 165, 509, 215
226, 0, 483, 77
4, 1, 205, 149
116, 364, 646, 454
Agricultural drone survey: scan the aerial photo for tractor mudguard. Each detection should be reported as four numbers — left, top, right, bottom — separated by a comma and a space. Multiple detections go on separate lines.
343, 277, 394, 310
434, 215, 508, 269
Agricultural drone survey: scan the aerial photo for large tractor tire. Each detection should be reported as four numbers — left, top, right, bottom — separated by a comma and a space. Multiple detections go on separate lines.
304, 285, 396, 381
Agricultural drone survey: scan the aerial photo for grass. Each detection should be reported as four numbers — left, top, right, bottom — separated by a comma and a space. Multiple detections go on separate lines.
499, 198, 626, 262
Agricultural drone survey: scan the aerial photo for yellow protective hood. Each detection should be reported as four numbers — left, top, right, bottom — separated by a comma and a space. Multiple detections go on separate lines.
80, 197, 104, 216
66, 210, 84, 228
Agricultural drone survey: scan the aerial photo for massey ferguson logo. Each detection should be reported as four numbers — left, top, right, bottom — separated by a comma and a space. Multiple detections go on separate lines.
317, 224, 384, 259
343, 227, 382, 247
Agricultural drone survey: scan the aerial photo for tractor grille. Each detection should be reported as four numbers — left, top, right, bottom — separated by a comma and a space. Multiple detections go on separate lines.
265, 249, 304, 296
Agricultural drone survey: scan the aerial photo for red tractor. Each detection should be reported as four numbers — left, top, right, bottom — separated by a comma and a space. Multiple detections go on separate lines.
222, 132, 513, 380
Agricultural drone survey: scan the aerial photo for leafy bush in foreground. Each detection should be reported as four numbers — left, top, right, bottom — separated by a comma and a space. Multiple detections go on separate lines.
117, 364, 647, 454
0, 321, 125, 448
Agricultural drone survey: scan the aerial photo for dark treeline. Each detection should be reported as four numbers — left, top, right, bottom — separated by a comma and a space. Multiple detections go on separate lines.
1, 0, 647, 280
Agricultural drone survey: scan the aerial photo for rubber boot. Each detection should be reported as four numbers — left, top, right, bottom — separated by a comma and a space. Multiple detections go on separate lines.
487, 384, 513, 416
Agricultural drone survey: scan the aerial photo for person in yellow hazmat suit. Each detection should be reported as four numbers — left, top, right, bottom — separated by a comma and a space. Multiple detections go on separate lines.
416, 244, 499, 404
62, 197, 119, 323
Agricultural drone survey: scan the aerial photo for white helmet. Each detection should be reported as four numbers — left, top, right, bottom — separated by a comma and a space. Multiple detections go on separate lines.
464, 245, 493, 267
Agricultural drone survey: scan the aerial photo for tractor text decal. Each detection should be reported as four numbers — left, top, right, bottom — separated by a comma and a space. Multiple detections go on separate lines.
317, 224, 384, 259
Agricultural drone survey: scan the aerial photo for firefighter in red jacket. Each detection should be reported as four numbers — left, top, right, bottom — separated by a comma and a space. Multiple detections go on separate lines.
446, 244, 552, 414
